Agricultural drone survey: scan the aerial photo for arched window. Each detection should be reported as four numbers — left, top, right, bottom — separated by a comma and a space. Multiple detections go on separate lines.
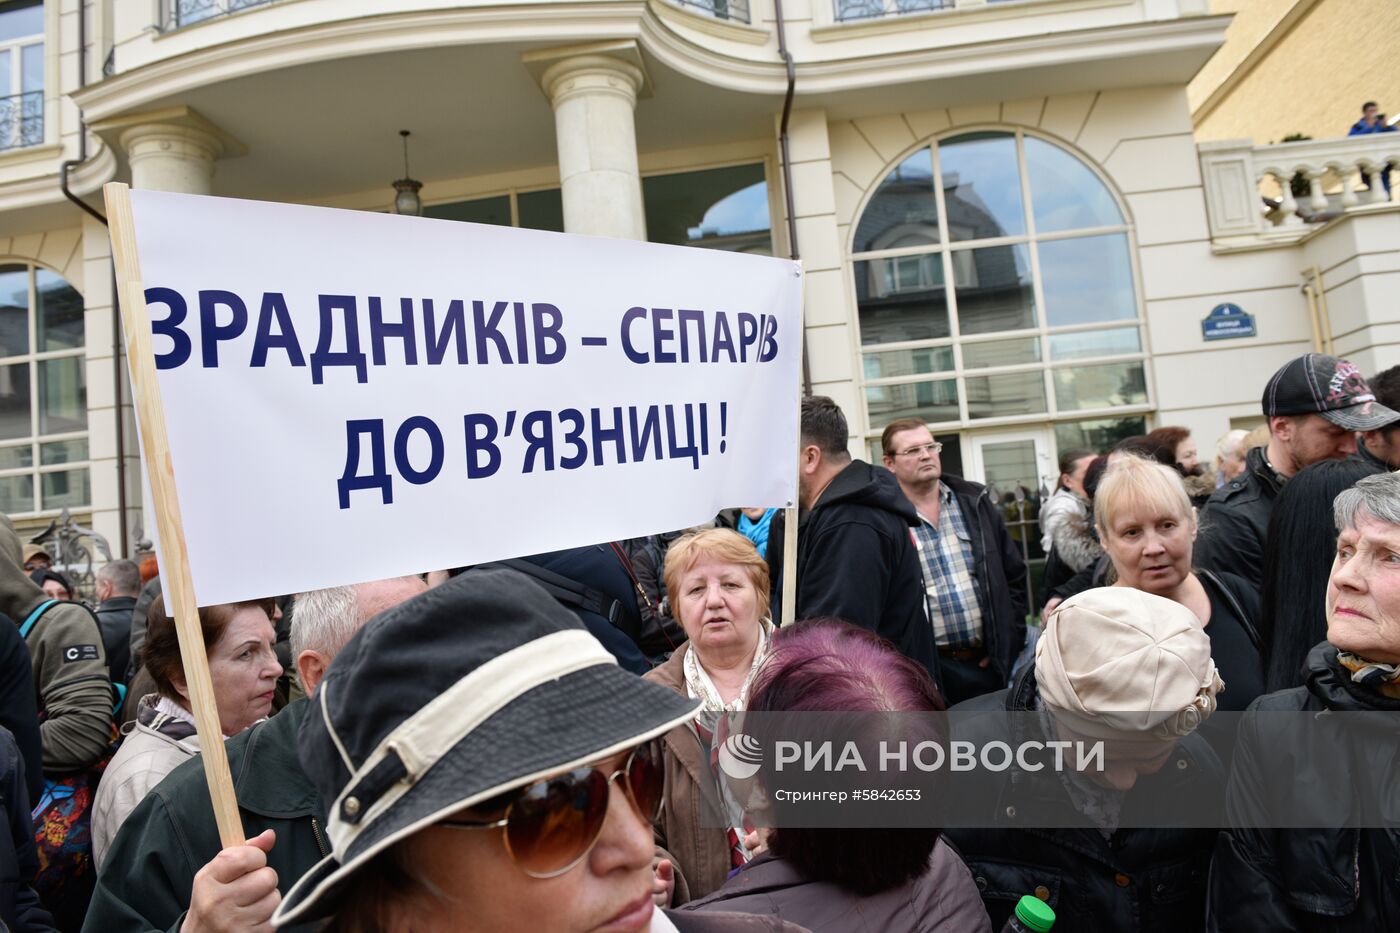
853, 130, 1148, 436
0, 262, 87, 515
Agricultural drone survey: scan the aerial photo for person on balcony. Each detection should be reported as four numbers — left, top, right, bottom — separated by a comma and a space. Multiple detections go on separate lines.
1347, 100, 1395, 194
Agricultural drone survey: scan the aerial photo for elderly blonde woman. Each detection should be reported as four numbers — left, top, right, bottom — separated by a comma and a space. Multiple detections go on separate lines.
1095, 454, 1265, 711
644, 528, 774, 905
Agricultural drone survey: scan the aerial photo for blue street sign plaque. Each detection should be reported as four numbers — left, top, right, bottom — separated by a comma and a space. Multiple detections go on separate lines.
1202, 303, 1257, 341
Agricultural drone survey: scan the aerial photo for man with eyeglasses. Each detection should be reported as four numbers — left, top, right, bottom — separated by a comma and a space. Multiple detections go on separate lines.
881, 419, 1027, 705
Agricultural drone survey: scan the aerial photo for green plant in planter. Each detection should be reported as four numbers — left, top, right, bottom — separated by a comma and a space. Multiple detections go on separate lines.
1281, 133, 1313, 199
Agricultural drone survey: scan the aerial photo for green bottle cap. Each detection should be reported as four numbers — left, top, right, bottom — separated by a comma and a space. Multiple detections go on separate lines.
1015, 894, 1056, 932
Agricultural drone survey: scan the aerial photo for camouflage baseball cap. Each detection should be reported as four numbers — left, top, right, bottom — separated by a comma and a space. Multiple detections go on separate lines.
1262, 353, 1400, 431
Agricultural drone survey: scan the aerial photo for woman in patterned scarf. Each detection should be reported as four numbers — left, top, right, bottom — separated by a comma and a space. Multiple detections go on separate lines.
1208, 470, 1400, 931
644, 529, 774, 907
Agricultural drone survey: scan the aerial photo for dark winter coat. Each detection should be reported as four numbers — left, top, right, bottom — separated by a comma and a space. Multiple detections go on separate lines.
0, 727, 55, 932
775, 460, 937, 678
1195, 446, 1283, 589
624, 531, 688, 659
0, 618, 42, 805
944, 667, 1223, 933
1206, 643, 1400, 932
939, 474, 1029, 681
94, 596, 136, 688
82, 700, 328, 933
126, 577, 161, 682
681, 841, 992, 932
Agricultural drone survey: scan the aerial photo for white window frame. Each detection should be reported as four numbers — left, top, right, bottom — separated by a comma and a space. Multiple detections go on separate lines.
0, 261, 90, 518
852, 126, 1153, 448
0, 0, 44, 151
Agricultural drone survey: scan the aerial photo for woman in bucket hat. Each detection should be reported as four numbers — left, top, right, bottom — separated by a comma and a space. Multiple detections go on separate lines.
271, 567, 808, 932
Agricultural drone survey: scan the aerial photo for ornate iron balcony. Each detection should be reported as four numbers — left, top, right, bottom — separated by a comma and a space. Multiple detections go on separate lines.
0, 91, 43, 152
163, 0, 278, 31
836, 0, 953, 21
670, 0, 752, 24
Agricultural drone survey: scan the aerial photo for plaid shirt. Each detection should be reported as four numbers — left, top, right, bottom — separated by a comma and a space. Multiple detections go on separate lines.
911, 483, 984, 648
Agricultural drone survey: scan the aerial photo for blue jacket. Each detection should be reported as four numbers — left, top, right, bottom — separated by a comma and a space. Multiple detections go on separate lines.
1348, 118, 1396, 135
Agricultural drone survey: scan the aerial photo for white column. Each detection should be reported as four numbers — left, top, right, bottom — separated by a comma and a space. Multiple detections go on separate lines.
541, 54, 647, 240
120, 122, 224, 194
101, 110, 238, 551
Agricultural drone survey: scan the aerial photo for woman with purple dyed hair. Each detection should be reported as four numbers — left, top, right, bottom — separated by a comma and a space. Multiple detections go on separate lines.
679, 620, 991, 932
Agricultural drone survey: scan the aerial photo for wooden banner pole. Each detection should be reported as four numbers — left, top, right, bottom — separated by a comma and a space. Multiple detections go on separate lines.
102, 182, 245, 848
780, 262, 804, 629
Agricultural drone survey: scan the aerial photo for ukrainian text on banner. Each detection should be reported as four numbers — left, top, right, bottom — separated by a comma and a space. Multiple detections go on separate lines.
124, 190, 802, 605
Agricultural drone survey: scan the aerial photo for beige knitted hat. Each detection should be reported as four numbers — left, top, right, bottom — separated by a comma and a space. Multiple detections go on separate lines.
1036, 587, 1224, 741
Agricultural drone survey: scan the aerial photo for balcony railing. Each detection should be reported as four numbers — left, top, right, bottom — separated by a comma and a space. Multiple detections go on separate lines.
163, 0, 278, 32
0, 91, 43, 153
835, 0, 1021, 23
1200, 135, 1399, 241
670, 0, 751, 23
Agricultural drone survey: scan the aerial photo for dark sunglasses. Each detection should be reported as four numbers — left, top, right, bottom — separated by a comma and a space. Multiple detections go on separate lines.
440, 739, 665, 878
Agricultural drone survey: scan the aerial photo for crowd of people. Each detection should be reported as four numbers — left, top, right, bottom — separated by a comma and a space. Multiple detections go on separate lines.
1, 351, 1398, 932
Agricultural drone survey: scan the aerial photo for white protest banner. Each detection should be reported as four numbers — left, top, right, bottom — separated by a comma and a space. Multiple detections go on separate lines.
120, 189, 802, 606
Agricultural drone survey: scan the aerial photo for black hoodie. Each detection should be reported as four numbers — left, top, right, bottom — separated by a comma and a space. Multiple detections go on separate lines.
788, 460, 937, 678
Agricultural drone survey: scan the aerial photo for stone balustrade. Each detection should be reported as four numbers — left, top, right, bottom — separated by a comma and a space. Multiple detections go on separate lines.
1199, 134, 1400, 242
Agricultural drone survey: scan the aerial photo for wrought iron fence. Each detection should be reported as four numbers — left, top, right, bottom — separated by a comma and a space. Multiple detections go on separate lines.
670, 0, 752, 22
0, 91, 43, 152
28, 509, 114, 604
835, 0, 953, 22
163, 0, 278, 31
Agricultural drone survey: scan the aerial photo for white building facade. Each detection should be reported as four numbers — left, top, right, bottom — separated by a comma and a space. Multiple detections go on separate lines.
0, 0, 1395, 558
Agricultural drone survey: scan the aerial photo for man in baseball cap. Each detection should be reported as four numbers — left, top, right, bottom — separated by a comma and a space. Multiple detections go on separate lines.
1196, 353, 1400, 587
21, 543, 51, 572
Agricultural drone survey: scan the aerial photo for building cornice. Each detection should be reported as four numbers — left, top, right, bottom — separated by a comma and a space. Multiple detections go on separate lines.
73, 6, 1230, 119
784, 15, 1232, 96
0, 142, 118, 214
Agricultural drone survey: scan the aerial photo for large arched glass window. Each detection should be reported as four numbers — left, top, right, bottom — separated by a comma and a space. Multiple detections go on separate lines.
0, 263, 87, 515
854, 130, 1148, 435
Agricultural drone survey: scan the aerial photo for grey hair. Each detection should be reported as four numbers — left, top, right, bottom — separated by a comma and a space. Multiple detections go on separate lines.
1216, 429, 1248, 459
96, 559, 142, 597
1333, 472, 1400, 532
290, 585, 359, 663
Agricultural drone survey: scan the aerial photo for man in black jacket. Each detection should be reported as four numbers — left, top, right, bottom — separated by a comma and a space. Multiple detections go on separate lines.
882, 418, 1027, 703
93, 560, 140, 689
781, 396, 936, 680
1197, 353, 1397, 588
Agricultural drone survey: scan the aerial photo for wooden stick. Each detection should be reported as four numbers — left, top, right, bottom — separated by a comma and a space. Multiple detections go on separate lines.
103, 182, 245, 849
780, 261, 805, 629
